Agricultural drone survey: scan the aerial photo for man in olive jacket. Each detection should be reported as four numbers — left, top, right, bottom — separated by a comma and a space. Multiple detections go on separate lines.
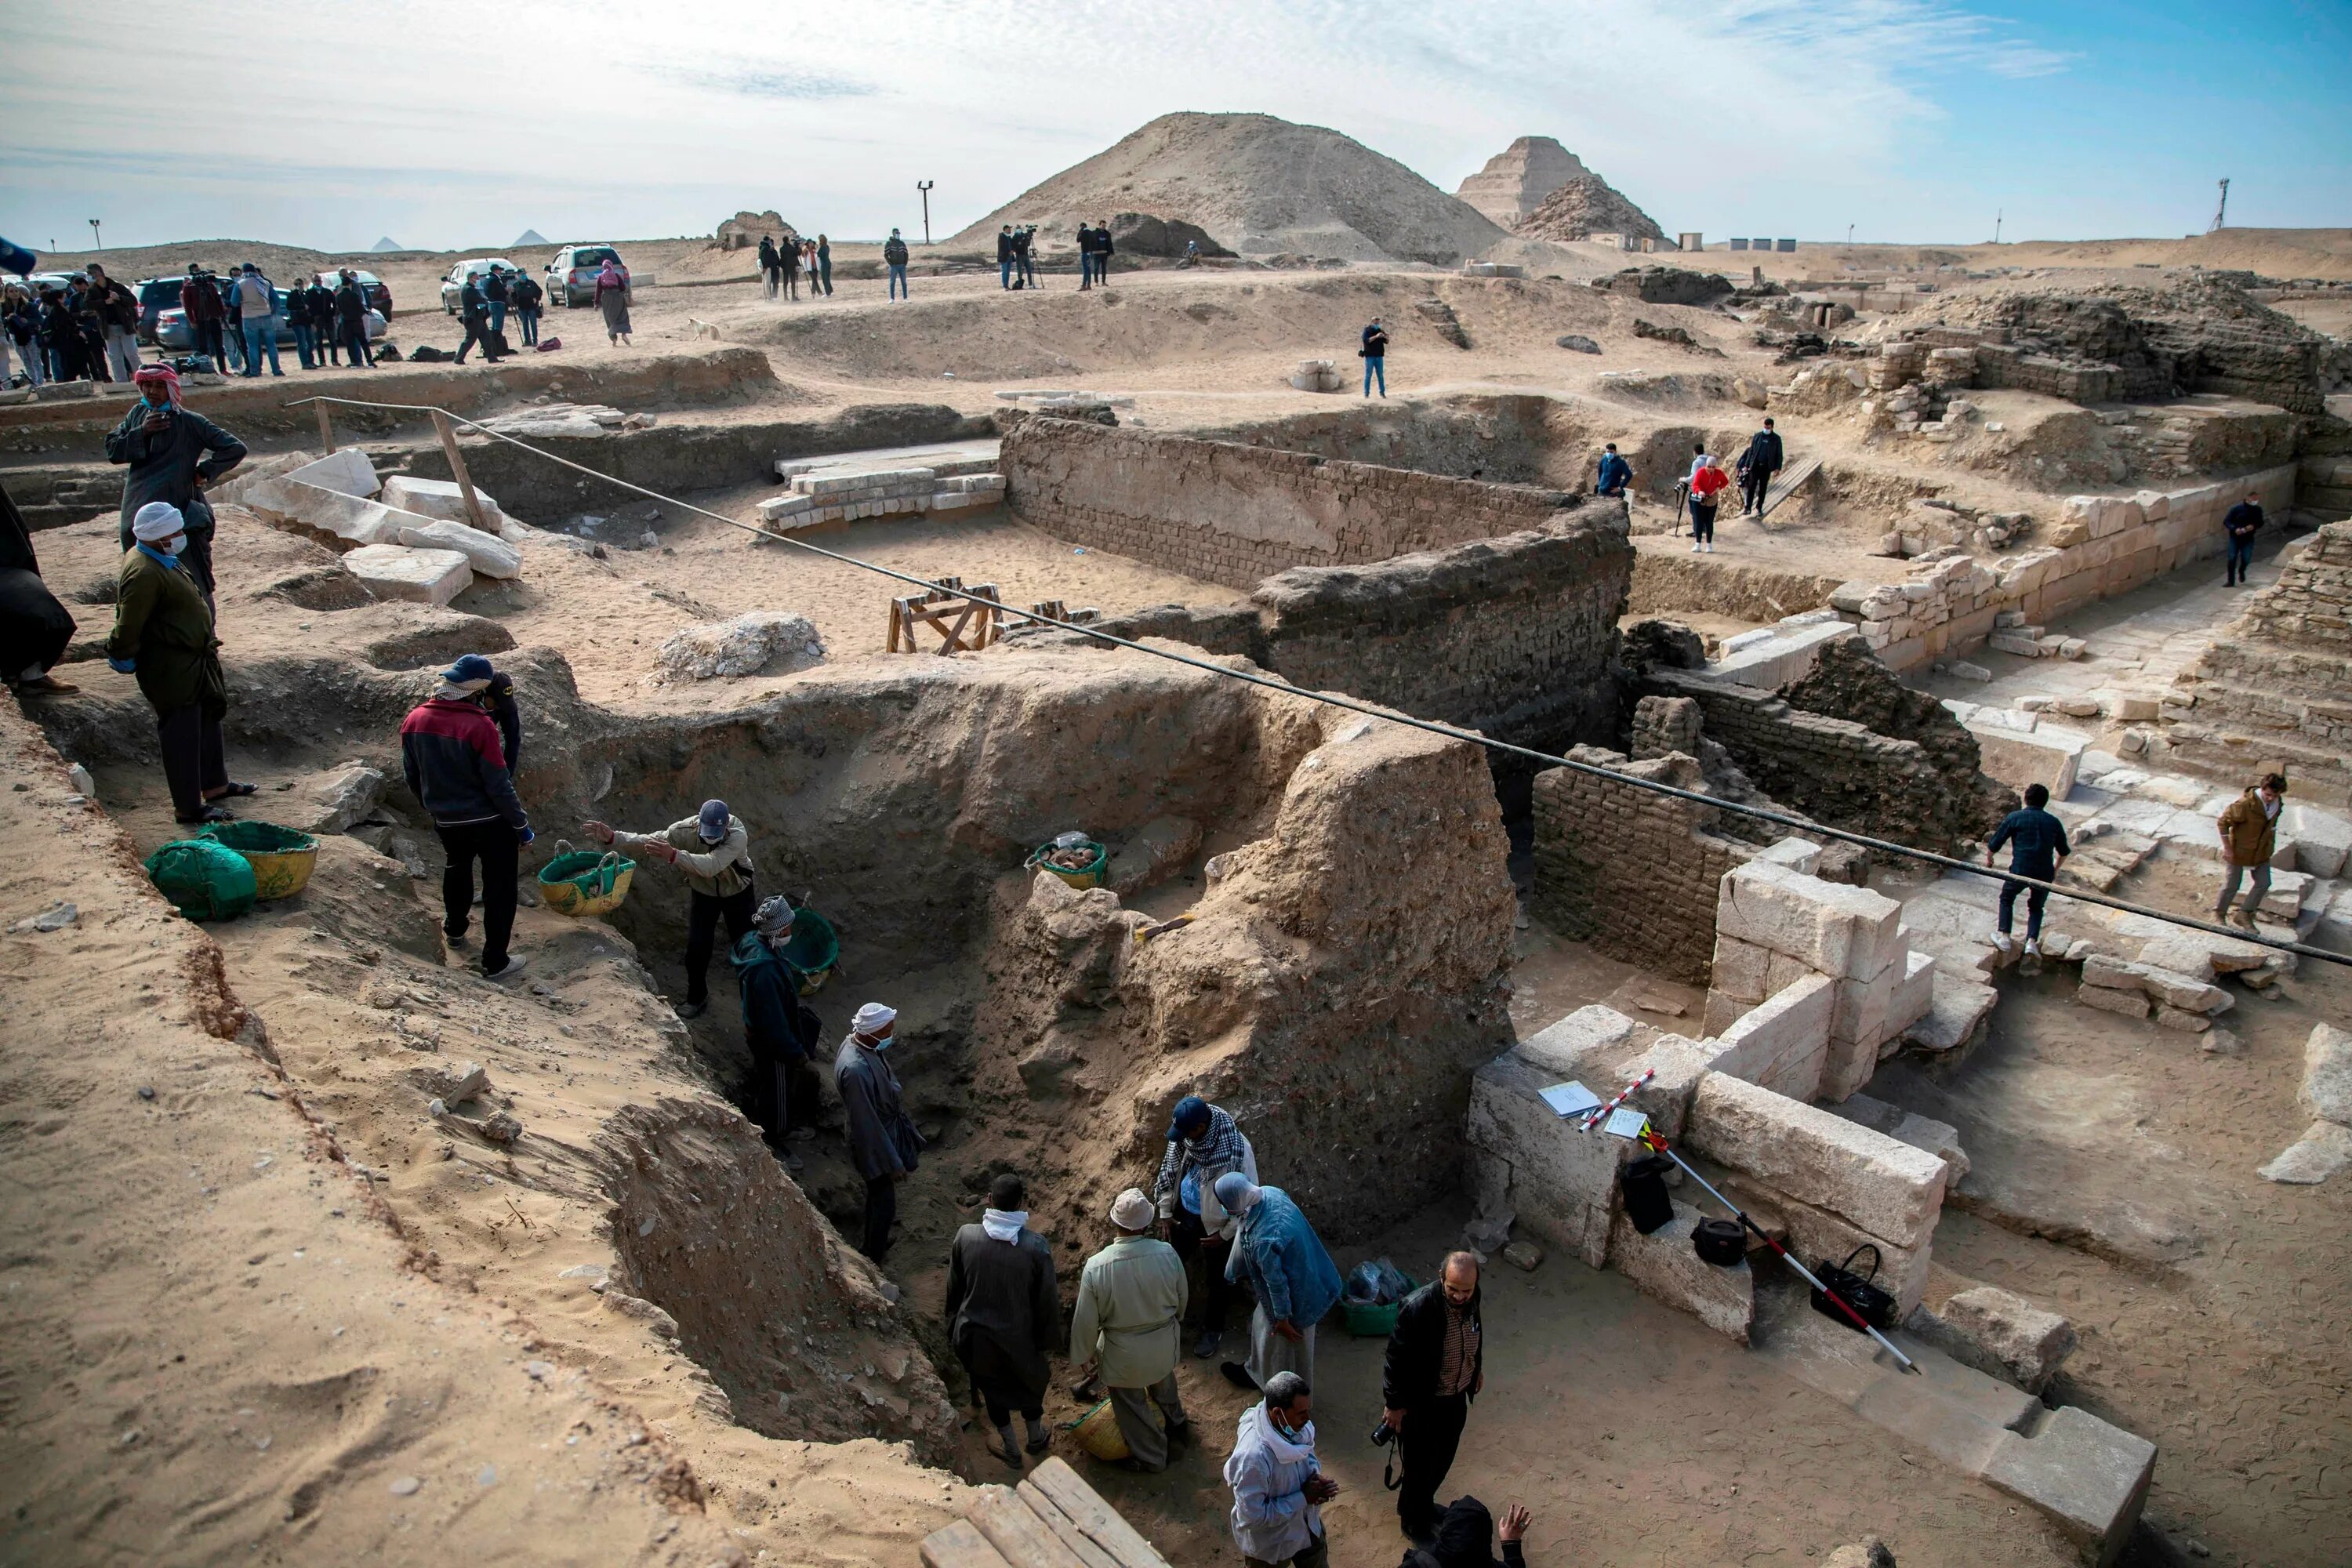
1381, 1251, 1485, 1543
2214, 772, 2286, 928
106, 502, 245, 824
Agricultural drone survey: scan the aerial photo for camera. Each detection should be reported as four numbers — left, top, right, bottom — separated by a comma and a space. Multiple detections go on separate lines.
1370, 1419, 1396, 1446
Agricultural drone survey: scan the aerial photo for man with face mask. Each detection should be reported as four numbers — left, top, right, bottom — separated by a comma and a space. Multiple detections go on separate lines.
1225, 1370, 1338, 1568
582, 799, 756, 1019
733, 894, 818, 1165
106, 365, 245, 606
835, 1002, 921, 1261
1381, 1252, 1486, 1544
400, 654, 534, 980
106, 502, 248, 824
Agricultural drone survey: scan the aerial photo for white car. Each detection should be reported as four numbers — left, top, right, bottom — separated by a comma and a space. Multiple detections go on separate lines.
544, 244, 647, 307
440, 257, 517, 314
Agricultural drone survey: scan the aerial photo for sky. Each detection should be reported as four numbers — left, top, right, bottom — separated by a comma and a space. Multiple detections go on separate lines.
2, 0, 2345, 258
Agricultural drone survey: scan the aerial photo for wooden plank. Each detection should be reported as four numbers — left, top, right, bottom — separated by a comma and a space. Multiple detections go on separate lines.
430, 408, 492, 532
1026, 1458, 1172, 1568
921, 1519, 1018, 1568
1759, 453, 1822, 521
313, 401, 336, 455
1017, 1482, 1122, 1568
969, 1484, 1090, 1568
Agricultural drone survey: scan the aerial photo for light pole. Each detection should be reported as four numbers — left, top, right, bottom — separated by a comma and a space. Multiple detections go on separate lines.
916, 181, 935, 246
1846, 223, 1854, 246
88, 219, 101, 252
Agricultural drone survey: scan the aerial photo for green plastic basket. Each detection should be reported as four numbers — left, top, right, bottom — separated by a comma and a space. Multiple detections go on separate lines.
1340, 1274, 1420, 1338
1025, 837, 1107, 889
779, 906, 840, 994
536, 841, 637, 918
145, 838, 259, 921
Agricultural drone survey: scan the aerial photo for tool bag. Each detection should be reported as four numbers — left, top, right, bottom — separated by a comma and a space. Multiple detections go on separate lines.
1692, 1218, 1747, 1267
1809, 1244, 1900, 1333
1621, 1154, 1675, 1236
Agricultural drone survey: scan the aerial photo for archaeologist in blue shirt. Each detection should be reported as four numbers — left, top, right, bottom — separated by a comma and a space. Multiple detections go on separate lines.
1216, 1173, 1344, 1395
1225, 1370, 1339, 1568
1595, 443, 1633, 498
1984, 782, 2071, 959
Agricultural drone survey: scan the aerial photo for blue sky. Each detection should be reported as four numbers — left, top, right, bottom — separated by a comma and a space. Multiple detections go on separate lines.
0, 0, 2343, 256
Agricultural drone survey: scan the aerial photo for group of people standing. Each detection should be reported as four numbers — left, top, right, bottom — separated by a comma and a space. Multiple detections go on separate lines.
756, 233, 833, 301
2, 263, 140, 387
932, 1091, 1532, 1567
456, 265, 544, 362
1584, 419, 1789, 555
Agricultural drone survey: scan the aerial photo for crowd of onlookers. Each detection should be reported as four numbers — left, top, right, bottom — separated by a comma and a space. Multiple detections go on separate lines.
3, 261, 388, 387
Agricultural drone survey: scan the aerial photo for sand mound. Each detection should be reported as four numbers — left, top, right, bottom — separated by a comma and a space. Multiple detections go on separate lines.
945, 111, 1507, 264
1517, 172, 1666, 243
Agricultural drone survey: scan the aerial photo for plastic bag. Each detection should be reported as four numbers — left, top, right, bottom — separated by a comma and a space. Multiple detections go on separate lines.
1345, 1257, 1411, 1305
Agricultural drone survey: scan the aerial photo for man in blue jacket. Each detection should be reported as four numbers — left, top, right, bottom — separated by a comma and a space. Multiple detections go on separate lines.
401, 654, 533, 979
1595, 443, 1632, 498
1217, 1173, 1344, 1395
1984, 782, 2070, 959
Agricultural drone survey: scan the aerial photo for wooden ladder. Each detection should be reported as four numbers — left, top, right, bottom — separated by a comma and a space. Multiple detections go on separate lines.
1759, 453, 1823, 521
920, 1456, 1173, 1568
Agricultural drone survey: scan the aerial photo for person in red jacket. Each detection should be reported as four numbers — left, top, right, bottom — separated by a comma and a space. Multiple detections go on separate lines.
1686, 445, 1730, 553
400, 655, 534, 979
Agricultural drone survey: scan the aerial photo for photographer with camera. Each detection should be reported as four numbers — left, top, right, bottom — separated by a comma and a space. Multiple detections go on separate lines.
1380, 1252, 1484, 1544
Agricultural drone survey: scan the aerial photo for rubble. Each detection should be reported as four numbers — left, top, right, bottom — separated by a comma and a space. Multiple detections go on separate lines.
651, 612, 826, 683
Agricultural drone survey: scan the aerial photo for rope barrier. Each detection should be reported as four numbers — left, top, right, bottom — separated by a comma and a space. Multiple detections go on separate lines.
280, 393, 2352, 970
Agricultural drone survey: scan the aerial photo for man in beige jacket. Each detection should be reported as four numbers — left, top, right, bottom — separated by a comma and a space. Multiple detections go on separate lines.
583, 798, 757, 1017
1069, 1187, 1192, 1472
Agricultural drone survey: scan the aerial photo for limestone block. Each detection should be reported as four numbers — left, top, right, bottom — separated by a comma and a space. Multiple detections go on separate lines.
1755, 837, 1822, 874
1708, 973, 1832, 1101
2138, 967, 2230, 1014
1708, 934, 1773, 1006
2076, 984, 2149, 1019
1903, 973, 1997, 1054
1686, 1072, 1947, 1246
2259, 1120, 2352, 1185
396, 519, 521, 579
1965, 720, 2083, 800
2079, 954, 2145, 990
381, 474, 504, 527
2154, 1005, 2212, 1033
1618, 1034, 1715, 1141
2281, 804, 2351, 878
1715, 861, 1904, 981
342, 545, 473, 608
1468, 1056, 1626, 1268
1892, 949, 1936, 1036
1832, 1092, 1969, 1181
1517, 1004, 1636, 1080
1980, 1406, 2155, 1568
2303, 1023, 2352, 1125
1943, 1286, 2078, 1393
1717, 1172, 1933, 1317
1607, 1199, 1755, 1344
286, 447, 379, 499
302, 764, 386, 834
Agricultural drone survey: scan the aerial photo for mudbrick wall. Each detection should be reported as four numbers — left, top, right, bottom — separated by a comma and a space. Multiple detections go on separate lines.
2165, 520, 2352, 805
1002, 416, 1582, 590
1646, 636, 2009, 851
1531, 749, 1755, 985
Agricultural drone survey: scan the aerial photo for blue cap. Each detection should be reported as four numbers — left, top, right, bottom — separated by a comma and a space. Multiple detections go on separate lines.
1166, 1095, 1210, 1142
441, 653, 497, 685
697, 799, 730, 843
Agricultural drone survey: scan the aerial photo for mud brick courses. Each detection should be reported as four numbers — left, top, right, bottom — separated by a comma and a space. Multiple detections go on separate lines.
2167, 521, 2352, 805
1531, 749, 1754, 985
1002, 417, 1578, 591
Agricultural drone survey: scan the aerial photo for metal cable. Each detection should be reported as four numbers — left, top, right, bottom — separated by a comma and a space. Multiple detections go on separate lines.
282, 393, 2350, 969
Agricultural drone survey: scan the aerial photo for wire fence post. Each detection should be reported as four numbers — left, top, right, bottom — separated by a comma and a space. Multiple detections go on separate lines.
430, 409, 490, 532
314, 401, 336, 455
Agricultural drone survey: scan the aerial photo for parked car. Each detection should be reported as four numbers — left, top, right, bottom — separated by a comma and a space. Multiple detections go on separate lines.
311, 270, 393, 316
545, 245, 641, 307
153, 294, 386, 352
136, 277, 187, 343
440, 257, 518, 314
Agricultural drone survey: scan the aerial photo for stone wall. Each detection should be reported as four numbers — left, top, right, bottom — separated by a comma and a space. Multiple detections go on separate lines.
1530, 749, 1755, 984
2163, 521, 2352, 805
1002, 417, 1582, 590
1835, 463, 2301, 671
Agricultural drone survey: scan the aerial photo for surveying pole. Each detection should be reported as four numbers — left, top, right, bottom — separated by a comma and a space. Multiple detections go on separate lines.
917, 180, 935, 246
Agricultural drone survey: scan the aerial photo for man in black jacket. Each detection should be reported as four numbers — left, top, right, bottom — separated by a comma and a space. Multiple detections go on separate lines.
997, 226, 1015, 290
735, 895, 815, 1165
454, 274, 501, 365
2222, 489, 2263, 586
305, 278, 339, 364
1381, 1252, 1483, 1543
334, 270, 374, 368
1739, 417, 1783, 517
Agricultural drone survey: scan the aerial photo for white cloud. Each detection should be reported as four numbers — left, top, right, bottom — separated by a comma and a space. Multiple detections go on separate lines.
2, 0, 2085, 251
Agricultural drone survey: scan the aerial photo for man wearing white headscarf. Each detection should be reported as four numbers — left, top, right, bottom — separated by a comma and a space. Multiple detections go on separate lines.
106, 501, 249, 823
1070, 1185, 1192, 1472
1218, 1171, 1344, 1396
834, 1002, 920, 1261
944, 1171, 1059, 1469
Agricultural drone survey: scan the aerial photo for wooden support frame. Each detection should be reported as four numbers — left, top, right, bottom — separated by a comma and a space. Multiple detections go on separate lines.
887, 578, 1004, 654
430, 408, 492, 532
314, 401, 336, 454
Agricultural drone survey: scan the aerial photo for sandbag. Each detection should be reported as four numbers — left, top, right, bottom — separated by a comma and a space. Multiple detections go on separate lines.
143, 837, 258, 920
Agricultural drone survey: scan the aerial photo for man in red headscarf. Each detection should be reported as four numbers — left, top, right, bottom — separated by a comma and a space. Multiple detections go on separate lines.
105, 365, 245, 604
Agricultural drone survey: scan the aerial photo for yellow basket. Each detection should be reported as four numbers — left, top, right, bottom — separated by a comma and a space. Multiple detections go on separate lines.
198, 821, 319, 902
1069, 1399, 1131, 1462
537, 840, 637, 918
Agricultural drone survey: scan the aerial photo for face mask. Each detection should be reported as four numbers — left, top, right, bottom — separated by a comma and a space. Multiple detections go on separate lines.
872, 1033, 894, 1052
160, 538, 183, 557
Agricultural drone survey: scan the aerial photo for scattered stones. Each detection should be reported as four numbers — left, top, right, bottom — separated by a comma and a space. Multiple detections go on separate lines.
2200, 1029, 2245, 1058
1824, 1536, 1898, 1568
1555, 334, 1602, 354
1948, 661, 1991, 683
389, 1475, 422, 1496
9, 900, 77, 932
303, 766, 386, 835
2258, 1121, 2352, 1185
1501, 1240, 1544, 1272
651, 612, 826, 684
524, 1359, 556, 1381
2301, 1023, 2352, 1123
1940, 1285, 2078, 1392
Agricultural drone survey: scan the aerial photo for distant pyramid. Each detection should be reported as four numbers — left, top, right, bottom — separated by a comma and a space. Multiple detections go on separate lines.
369, 235, 404, 252
1455, 136, 1590, 229
513, 228, 548, 247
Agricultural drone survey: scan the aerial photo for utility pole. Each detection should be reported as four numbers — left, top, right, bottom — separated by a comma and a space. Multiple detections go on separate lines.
1846, 223, 1855, 246
917, 180, 935, 246
87, 218, 101, 252
2210, 178, 2230, 232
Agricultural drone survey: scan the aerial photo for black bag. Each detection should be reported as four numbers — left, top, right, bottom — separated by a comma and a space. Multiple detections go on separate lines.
1621, 1154, 1675, 1236
1693, 1218, 1747, 1267
1809, 1244, 1900, 1333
